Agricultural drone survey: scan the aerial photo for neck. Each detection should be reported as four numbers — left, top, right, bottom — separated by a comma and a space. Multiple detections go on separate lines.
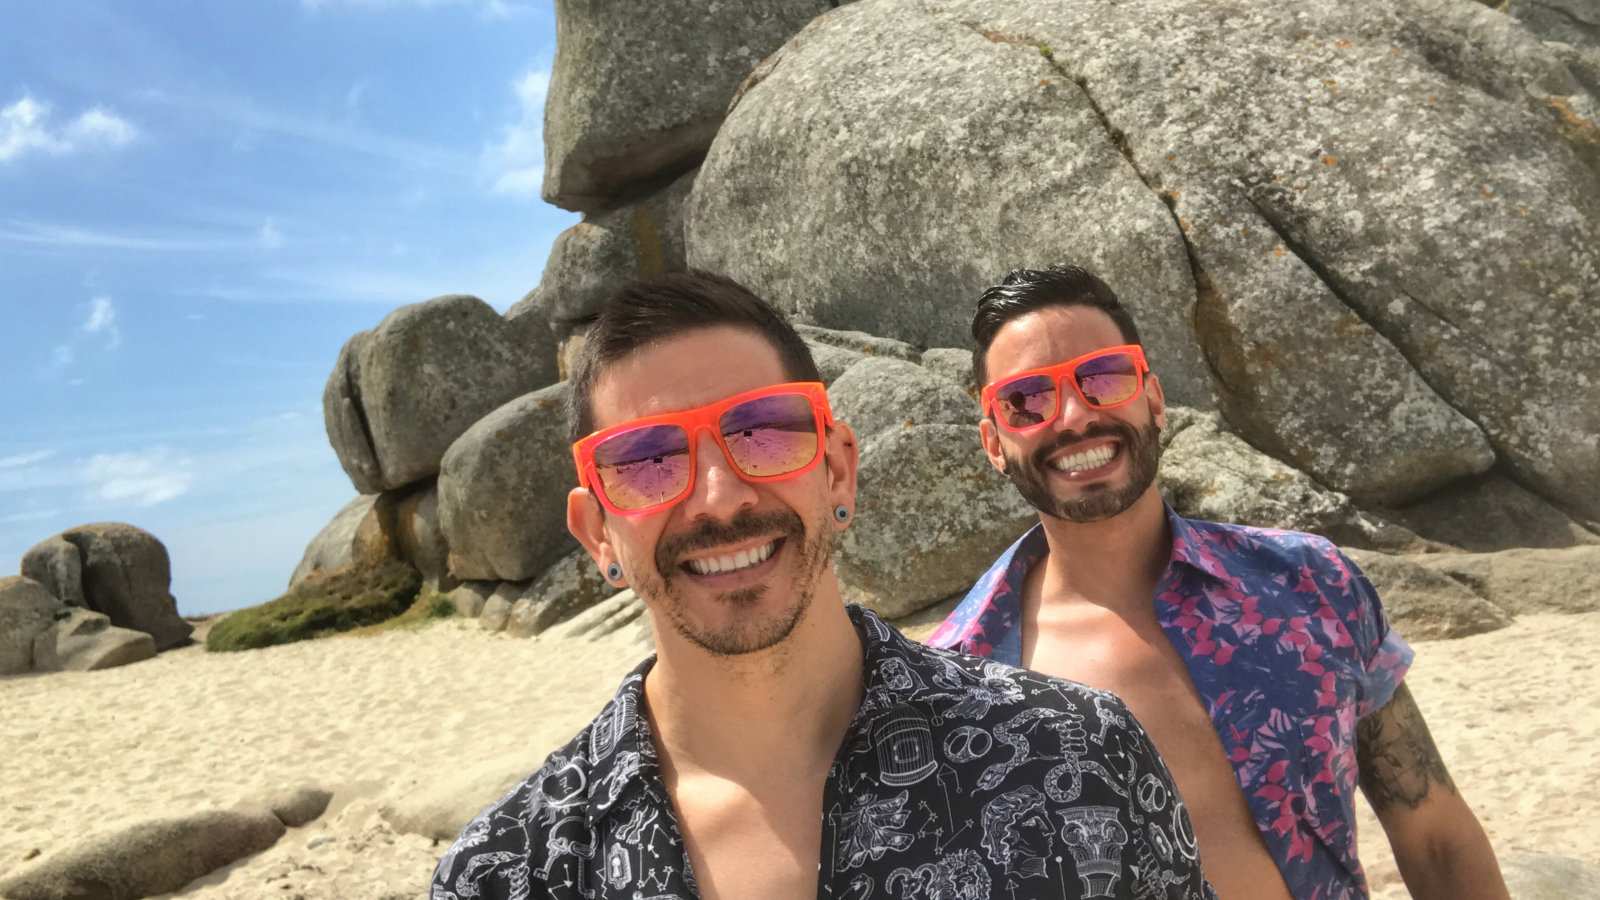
642, 578, 864, 781
1034, 488, 1172, 615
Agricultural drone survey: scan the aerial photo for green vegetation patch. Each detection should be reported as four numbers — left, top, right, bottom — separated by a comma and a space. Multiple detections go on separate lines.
343, 585, 457, 638
206, 559, 423, 652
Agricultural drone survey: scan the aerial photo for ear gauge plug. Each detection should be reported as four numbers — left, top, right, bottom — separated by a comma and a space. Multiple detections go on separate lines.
605, 562, 623, 583
834, 505, 851, 524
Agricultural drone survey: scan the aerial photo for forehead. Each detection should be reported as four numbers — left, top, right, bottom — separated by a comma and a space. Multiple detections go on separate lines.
984, 305, 1127, 383
590, 325, 793, 429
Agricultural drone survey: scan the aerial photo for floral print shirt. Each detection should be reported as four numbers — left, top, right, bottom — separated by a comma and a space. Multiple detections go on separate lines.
927, 508, 1414, 900
431, 605, 1217, 899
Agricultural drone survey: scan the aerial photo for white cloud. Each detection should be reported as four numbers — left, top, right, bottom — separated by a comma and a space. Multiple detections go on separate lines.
0, 450, 56, 469
0, 95, 137, 164
49, 344, 75, 371
67, 108, 138, 146
301, 0, 532, 17
83, 295, 121, 348
486, 68, 549, 198
0, 219, 261, 253
83, 448, 195, 507
137, 87, 471, 175
0, 507, 64, 525
259, 218, 285, 250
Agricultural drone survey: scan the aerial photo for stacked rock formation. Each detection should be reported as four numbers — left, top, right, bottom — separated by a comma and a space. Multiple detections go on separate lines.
303, 0, 1600, 643
3, 523, 192, 675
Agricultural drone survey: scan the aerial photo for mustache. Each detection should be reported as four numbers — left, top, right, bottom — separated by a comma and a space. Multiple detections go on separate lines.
1029, 420, 1138, 469
655, 508, 806, 573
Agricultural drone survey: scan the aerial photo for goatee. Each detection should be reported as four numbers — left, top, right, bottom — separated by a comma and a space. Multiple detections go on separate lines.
1002, 419, 1162, 523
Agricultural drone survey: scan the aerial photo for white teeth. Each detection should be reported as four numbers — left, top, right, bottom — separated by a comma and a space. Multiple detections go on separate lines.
686, 541, 777, 576
1051, 445, 1116, 473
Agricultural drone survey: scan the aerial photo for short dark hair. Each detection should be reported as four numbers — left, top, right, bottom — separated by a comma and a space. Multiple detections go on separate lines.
970, 265, 1143, 388
567, 270, 822, 442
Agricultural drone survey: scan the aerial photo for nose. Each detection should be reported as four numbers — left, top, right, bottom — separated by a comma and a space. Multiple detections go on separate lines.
676, 427, 759, 521
1053, 378, 1100, 436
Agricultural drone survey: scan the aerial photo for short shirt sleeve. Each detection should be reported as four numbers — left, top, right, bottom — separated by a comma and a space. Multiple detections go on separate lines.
1330, 548, 1415, 718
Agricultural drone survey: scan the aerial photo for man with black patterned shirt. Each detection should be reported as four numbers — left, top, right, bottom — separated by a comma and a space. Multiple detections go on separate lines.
430, 271, 1215, 900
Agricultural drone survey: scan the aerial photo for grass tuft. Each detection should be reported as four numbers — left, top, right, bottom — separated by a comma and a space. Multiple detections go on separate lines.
206, 559, 422, 652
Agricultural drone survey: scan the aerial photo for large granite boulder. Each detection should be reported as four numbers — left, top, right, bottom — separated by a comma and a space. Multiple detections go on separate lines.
478, 589, 514, 633
828, 357, 975, 439
1342, 549, 1512, 640
288, 495, 391, 589
1159, 408, 1422, 550
1, 576, 61, 675
1405, 545, 1600, 616
391, 482, 452, 589
447, 582, 494, 619
1381, 473, 1600, 552
687, 3, 1215, 408
542, 0, 833, 211
920, 348, 977, 397
513, 549, 620, 637
19, 537, 83, 608
795, 324, 920, 363
19, 524, 190, 652
535, 169, 697, 332
691, 0, 1600, 513
322, 295, 558, 494
838, 425, 1036, 618
31, 608, 156, 673
807, 341, 864, 385
438, 383, 578, 582
0, 806, 286, 900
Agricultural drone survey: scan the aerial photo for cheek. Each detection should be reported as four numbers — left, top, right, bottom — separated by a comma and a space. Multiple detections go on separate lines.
609, 520, 666, 568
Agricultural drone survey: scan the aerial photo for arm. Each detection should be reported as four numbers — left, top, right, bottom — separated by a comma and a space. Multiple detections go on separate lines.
1356, 682, 1508, 900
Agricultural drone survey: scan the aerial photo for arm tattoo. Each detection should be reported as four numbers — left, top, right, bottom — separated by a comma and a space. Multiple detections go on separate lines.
1356, 682, 1457, 813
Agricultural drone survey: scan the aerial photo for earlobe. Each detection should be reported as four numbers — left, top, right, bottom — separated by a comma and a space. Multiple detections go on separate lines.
824, 421, 859, 520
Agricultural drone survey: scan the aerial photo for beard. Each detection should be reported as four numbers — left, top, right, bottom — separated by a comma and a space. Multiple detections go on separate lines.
1001, 418, 1162, 523
632, 506, 836, 657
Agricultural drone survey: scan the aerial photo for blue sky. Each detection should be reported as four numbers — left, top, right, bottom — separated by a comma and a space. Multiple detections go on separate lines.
0, 0, 575, 615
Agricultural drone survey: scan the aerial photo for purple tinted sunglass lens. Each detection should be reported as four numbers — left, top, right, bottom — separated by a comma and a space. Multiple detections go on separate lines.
719, 394, 819, 477
592, 424, 692, 510
996, 374, 1057, 428
1075, 353, 1140, 407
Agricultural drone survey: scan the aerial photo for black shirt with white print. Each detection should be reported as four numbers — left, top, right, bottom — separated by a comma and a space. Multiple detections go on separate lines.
430, 605, 1216, 900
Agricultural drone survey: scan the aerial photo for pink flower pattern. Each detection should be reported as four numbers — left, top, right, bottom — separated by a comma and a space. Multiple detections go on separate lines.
928, 508, 1413, 899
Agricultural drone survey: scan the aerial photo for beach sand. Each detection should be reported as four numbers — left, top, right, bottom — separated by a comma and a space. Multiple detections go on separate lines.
2, 610, 1594, 899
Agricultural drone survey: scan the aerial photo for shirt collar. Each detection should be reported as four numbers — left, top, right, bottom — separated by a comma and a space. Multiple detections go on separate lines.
1164, 504, 1234, 585
583, 656, 657, 826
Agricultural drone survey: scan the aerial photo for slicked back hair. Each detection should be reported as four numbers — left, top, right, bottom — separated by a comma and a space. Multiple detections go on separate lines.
566, 270, 822, 443
970, 265, 1143, 389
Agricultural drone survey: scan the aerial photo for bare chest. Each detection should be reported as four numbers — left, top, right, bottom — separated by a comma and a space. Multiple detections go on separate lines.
670, 773, 823, 900
1025, 611, 1294, 899
1025, 614, 1227, 779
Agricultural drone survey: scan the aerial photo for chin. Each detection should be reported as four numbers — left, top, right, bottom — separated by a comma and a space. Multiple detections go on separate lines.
673, 587, 810, 657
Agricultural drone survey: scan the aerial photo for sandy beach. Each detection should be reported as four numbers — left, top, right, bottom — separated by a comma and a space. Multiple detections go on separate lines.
2, 610, 1595, 899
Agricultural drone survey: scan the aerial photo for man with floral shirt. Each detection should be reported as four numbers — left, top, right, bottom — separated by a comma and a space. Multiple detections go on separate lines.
930, 265, 1509, 900
430, 271, 1214, 900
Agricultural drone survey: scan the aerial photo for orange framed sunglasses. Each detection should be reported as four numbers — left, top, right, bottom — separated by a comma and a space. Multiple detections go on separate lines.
981, 344, 1149, 433
572, 381, 834, 516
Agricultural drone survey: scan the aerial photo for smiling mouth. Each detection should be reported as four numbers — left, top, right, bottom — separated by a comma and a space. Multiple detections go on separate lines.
681, 538, 783, 577
1049, 441, 1120, 475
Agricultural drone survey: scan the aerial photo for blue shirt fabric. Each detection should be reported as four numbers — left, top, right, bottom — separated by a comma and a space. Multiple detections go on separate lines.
927, 507, 1415, 899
